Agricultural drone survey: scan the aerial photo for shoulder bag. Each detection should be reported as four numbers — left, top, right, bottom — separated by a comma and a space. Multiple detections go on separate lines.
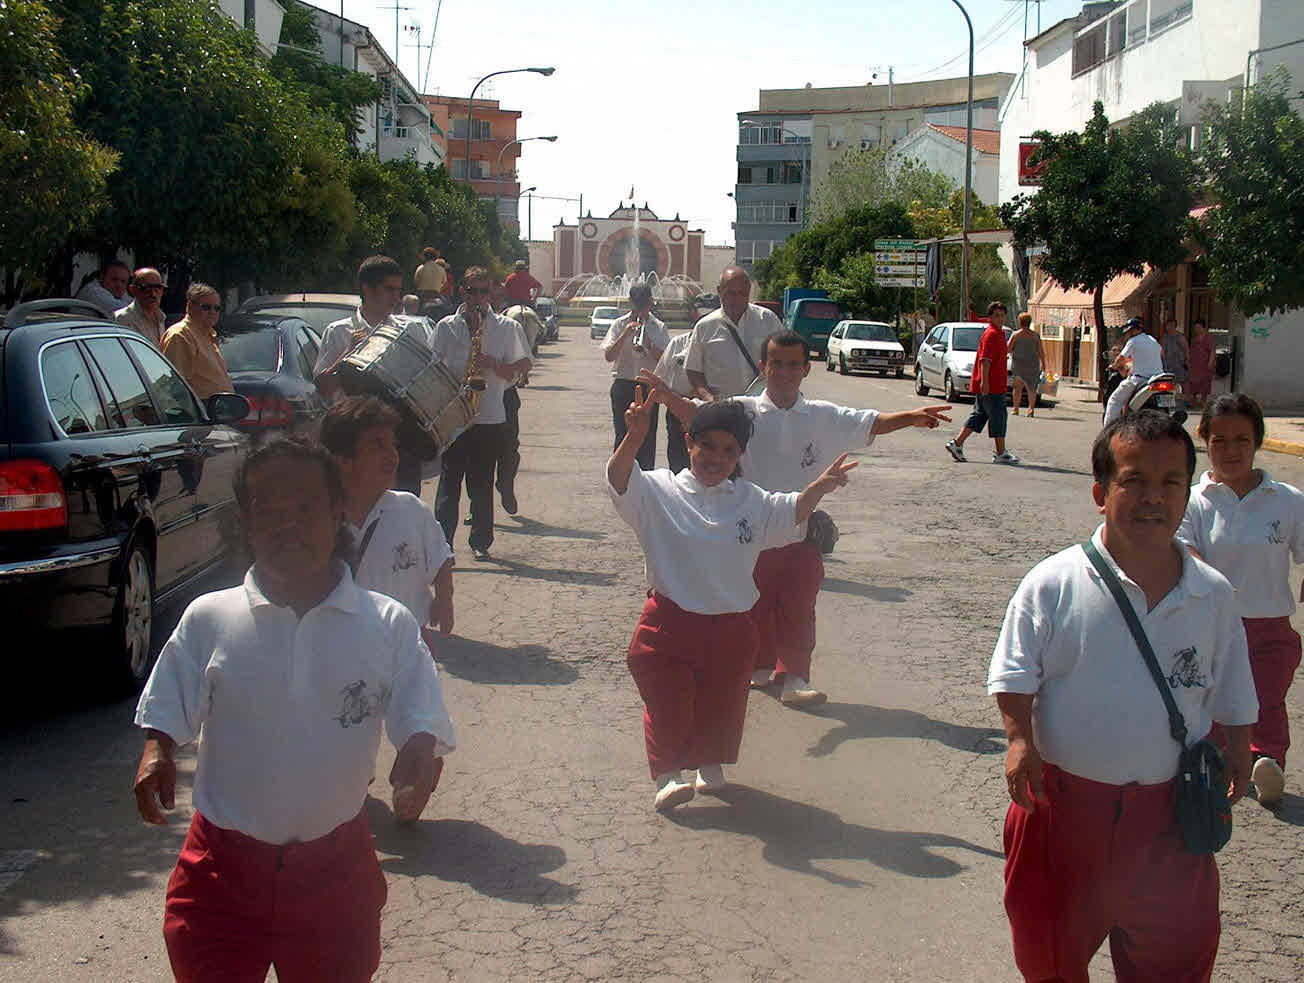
1082, 540, 1232, 854
720, 319, 761, 391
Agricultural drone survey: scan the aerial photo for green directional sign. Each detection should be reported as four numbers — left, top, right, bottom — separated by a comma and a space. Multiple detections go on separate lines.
874, 238, 918, 251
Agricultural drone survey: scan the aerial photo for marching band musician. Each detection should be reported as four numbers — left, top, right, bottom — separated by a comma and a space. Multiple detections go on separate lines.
608, 391, 856, 812
431, 266, 532, 561
603, 283, 669, 470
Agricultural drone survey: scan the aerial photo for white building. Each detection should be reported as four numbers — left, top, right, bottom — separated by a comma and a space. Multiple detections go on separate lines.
217, 0, 285, 56
889, 124, 999, 206
998, 0, 1304, 406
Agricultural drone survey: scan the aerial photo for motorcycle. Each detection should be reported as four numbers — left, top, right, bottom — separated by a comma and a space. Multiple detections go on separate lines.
1124, 372, 1187, 424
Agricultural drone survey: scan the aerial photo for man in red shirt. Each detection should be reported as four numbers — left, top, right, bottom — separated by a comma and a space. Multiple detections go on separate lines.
945, 301, 1020, 465
503, 260, 542, 309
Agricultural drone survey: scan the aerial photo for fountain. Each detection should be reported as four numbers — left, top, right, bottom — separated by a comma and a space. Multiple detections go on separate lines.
556, 270, 704, 328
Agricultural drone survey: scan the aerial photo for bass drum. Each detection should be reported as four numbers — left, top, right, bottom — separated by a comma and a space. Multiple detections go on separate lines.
334, 322, 477, 455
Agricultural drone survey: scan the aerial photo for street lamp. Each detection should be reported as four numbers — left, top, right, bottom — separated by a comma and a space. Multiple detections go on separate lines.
517, 186, 537, 238
495, 136, 558, 214
738, 120, 810, 227
464, 67, 555, 187
947, 0, 975, 319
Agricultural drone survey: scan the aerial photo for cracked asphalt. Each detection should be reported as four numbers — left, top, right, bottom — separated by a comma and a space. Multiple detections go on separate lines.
2, 331, 1303, 981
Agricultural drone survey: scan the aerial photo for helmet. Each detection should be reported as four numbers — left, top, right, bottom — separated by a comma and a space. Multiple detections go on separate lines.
1123, 317, 1144, 333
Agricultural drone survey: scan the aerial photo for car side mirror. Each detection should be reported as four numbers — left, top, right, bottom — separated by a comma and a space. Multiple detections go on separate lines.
206, 392, 250, 425
935, 342, 948, 352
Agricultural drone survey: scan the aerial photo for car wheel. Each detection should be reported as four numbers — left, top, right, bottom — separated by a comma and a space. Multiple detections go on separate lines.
838, 354, 849, 376
110, 541, 155, 692
945, 371, 960, 403
826, 349, 834, 372
915, 366, 929, 396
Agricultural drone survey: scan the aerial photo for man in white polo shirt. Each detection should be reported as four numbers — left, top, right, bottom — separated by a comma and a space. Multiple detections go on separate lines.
603, 283, 669, 470
654, 330, 694, 473
989, 411, 1257, 982
1103, 317, 1165, 424
431, 266, 532, 561
133, 438, 455, 982
684, 266, 779, 400
640, 330, 950, 706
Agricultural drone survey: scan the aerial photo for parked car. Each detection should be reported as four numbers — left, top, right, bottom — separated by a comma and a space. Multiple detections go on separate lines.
236, 292, 360, 334
825, 321, 907, 377
534, 296, 560, 342
914, 321, 990, 401
0, 300, 249, 690
217, 313, 329, 437
694, 293, 720, 315
784, 297, 845, 356
590, 306, 622, 340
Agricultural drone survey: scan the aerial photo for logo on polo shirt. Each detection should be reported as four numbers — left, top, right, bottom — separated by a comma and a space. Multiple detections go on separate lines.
1268, 519, 1286, 545
1166, 647, 1209, 689
393, 541, 418, 572
737, 517, 754, 544
800, 441, 818, 469
335, 679, 385, 727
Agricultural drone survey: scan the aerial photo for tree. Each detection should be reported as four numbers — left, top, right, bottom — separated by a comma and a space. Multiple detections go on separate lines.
815, 252, 878, 316
810, 147, 953, 224
0, 0, 117, 299
999, 100, 1196, 335
1195, 71, 1304, 317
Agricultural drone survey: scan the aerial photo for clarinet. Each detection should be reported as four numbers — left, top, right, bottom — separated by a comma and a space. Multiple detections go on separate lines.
631, 313, 646, 356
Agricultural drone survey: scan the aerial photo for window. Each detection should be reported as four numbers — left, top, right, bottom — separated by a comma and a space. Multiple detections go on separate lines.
754, 241, 772, 260
85, 338, 155, 428
217, 328, 281, 373
737, 165, 753, 184
451, 158, 467, 179
470, 160, 490, 179
450, 119, 467, 140
41, 342, 109, 434
1072, 21, 1107, 76
786, 204, 799, 223
295, 328, 318, 381
471, 119, 492, 141
829, 124, 845, 147
736, 241, 754, 263
1149, 0, 1191, 35
126, 340, 203, 425
738, 123, 782, 145
1107, 8, 1128, 57
1127, 0, 1149, 46
780, 162, 803, 185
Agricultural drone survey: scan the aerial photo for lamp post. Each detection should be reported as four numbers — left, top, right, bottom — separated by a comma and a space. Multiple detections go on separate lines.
495, 136, 558, 218
464, 67, 554, 186
948, 0, 975, 319
518, 186, 537, 238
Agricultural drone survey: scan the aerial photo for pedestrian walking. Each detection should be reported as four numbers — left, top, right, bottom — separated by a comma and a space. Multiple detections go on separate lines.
654, 330, 694, 473
608, 393, 855, 811
1179, 393, 1303, 807
132, 437, 455, 983
431, 267, 532, 561
76, 259, 130, 314
603, 283, 669, 471
990, 411, 1256, 982
1161, 318, 1190, 399
683, 267, 779, 400
1187, 320, 1216, 408
414, 247, 447, 306
1103, 317, 1164, 425
492, 310, 537, 516
945, 302, 1019, 464
1007, 313, 1045, 418
640, 330, 949, 708
160, 284, 233, 400
114, 267, 168, 347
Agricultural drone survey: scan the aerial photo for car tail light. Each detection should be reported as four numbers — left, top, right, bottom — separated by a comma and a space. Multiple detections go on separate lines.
244, 394, 294, 427
1150, 380, 1176, 393
0, 460, 68, 532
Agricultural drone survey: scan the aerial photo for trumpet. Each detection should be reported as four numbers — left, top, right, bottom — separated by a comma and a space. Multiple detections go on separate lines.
630, 315, 646, 356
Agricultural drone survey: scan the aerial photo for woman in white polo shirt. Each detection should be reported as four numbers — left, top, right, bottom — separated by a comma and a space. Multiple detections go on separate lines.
608, 392, 856, 812
1179, 393, 1304, 806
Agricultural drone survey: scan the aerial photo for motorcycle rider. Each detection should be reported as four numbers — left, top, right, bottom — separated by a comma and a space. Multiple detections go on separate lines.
1103, 317, 1164, 425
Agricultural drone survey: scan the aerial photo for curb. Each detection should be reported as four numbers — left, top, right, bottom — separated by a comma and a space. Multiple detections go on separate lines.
1263, 436, 1304, 458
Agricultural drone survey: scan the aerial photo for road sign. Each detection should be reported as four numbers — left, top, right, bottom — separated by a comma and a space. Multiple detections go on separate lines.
875, 251, 925, 264
879, 275, 926, 288
875, 264, 923, 276
874, 238, 918, 251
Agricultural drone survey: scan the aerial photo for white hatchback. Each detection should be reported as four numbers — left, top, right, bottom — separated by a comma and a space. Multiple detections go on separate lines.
825, 320, 907, 377
589, 306, 622, 340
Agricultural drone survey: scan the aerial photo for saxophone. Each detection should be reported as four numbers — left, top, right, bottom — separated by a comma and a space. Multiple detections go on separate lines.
463, 306, 487, 413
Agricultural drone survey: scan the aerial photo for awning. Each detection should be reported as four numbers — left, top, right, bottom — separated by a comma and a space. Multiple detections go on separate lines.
917, 229, 1014, 246
1028, 268, 1156, 327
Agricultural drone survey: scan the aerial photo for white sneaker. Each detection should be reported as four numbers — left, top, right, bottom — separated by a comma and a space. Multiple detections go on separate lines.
993, 451, 1021, 465
1252, 756, 1285, 807
653, 772, 696, 812
780, 677, 828, 707
750, 669, 775, 688
945, 439, 966, 462
695, 764, 728, 794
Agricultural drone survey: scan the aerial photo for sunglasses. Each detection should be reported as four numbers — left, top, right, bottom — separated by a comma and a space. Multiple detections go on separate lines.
196, 303, 221, 313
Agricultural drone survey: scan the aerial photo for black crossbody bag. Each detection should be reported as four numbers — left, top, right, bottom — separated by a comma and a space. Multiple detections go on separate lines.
1083, 540, 1232, 855
721, 320, 761, 391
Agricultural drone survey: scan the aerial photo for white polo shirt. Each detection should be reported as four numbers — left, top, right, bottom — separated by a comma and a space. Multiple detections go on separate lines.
314, 309, 409, 386
683, 304, 782, 397
988, 526, 1257, 786
1178, 470, 1304, 619
135, 564, 456, 845
736, 392, 877, 494
351, 490, 452, 625
603, 312, 670, 380
655, 332, 694, 397
432, 306, 531, 425
1119, 332, 1164, 378
608, 465, 800, 614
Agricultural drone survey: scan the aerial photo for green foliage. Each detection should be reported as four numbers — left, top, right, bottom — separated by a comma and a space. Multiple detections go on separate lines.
1195, 71, 1304, 317
0, 0, 117, 289
814, 252, 878, 316
999, 100, 1195, 331
908, 189, 1002, 239
810, 147, 954, 224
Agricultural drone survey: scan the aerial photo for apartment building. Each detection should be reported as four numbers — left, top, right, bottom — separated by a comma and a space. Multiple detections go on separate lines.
424, 96, 524, 233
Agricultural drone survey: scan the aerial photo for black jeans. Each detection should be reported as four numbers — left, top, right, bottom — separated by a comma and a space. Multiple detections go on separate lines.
495, 387, 521, 498
611, 378, 659, 472
666, 410, 689, 474
435, 423, 505, 552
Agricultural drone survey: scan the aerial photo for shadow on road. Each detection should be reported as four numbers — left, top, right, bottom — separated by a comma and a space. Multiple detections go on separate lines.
368, 800, 577, 905
522, 384, 571, 391
434, 636, 580, 686
501, 516, 605, 541
1011, 462, 1091, 477
667, 785, 1002, 886
820, 578, 912, 602
454, 556, 617, 588
1269, 791, 1304, 827
802, 703, 1004, 758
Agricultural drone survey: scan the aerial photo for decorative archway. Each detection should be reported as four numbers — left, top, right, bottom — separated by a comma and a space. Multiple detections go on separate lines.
598, 229, 669, 278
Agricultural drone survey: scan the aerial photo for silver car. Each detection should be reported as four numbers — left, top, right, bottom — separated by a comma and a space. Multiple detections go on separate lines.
589, 305, 622, 340
914, 321, 990, 402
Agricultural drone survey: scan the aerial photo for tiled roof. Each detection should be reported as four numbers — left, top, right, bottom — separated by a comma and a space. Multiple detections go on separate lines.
927, 125, 1000, 156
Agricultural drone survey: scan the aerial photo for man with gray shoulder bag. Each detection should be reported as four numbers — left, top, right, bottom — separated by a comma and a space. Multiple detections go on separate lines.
988, 411, 1258, 983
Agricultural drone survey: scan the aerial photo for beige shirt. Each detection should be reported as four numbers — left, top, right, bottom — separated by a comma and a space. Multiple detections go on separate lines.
161, 318, 233, 400
683, 304, 781, 397
114, 301, 166, 347
414, 262, 447, 294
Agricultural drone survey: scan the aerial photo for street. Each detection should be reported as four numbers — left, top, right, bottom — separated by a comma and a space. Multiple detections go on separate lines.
3, 330, 1304, 982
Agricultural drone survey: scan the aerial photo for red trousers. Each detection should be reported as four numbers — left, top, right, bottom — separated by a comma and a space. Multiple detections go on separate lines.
751, 541, 824, 681
1243, 616, 1302, 767
164, 811, 387, 983
1003, 764, 1220, 983
626, 592, 758, 778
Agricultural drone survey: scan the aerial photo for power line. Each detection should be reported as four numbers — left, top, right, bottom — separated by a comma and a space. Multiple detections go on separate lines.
909, 2, 1023, 79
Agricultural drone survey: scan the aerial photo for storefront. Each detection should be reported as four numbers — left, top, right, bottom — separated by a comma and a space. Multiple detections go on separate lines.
1027, 269, 1153, 384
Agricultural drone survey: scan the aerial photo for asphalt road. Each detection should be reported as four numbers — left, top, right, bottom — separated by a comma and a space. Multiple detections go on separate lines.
2, 331, 1303, 982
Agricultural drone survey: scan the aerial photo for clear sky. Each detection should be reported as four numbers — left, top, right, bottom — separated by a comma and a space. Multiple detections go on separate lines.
337, 0, 1083, 247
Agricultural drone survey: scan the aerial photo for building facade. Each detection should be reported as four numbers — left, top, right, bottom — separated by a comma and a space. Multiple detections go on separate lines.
217, 0, 285, 56
888, 125, 1000, 206
735, 73, 1014, 274
1000, 0, 1304, 405
423, 95, 524, 234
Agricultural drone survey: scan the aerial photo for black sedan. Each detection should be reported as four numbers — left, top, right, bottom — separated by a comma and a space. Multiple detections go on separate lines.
218, 313, 328, 438
0, 300, 249, 690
